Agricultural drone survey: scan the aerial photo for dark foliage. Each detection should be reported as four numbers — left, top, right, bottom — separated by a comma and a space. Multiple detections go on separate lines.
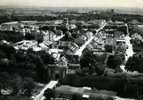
104, 45, 113, 53
0, 31, 24, 43
0, 44, 56, 96
0, 72, 35, 97
126, 54, 143, 73
106, 55, 123, 70
44, 89, 55, 100
61, 74, 143, 99
80, 48, 105, 75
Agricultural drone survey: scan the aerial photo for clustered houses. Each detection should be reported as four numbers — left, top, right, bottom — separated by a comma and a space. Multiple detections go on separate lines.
88, 29, 126, 55
0, 20, 129, 99
0, 21, 38, 33
0, 19, 128, 76
131, 33, 143, 42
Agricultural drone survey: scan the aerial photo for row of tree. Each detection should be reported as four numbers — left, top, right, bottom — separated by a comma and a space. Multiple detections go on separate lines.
1, 11, 143, 24
60, 46, 143, 99
79, 48, 123, 75
0, 44, 56, 96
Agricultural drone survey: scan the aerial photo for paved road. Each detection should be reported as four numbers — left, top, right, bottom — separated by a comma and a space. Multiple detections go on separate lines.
75, 21, 107, 56
120, 24, 134, 72
124, 24, 134, 61
34, 80, 58, 100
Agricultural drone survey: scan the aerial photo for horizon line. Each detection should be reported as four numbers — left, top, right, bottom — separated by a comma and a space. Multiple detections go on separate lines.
0, 5, 143, 9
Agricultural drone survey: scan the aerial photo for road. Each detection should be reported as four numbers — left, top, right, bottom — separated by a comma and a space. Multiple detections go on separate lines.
124, 24, 134, 61
114, 96, 135, 100
124, 35, 134, 61
33, 80, 58, 100
120, 24, 134, 72
74, 21, 107, 56
53, 34, 65, 41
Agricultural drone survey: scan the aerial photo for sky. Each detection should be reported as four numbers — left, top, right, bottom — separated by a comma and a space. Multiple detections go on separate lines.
0, 0, 143, 8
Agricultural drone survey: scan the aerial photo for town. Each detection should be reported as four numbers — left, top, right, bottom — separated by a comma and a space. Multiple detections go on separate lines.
0, 7, 143, 100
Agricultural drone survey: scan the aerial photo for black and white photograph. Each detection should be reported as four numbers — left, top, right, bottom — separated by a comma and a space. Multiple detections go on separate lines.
0, 0, 143, 100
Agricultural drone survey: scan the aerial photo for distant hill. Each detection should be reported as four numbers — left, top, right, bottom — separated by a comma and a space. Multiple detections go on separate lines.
0, 7, 143, 16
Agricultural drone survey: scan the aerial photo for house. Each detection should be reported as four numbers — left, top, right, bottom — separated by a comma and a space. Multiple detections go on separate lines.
46, 64, 68, 80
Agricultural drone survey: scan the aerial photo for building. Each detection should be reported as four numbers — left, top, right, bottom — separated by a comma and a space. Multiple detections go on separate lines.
46, 64, 68, 80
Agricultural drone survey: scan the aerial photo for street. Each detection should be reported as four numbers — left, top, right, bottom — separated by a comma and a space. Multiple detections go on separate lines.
34, 80, 58, 100
74, 21, 107, 56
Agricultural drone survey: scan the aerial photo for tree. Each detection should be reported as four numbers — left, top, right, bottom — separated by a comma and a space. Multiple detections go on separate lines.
38, 51, 55, 64
106, 55, 123, 72
44, 89, 55, 100
23, 77, 35, 96
0, 31, 23, 42
35, 33, 43, 43
104, 45, 113, 53
80, 48, 105, 75
126, 54, 143, 73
